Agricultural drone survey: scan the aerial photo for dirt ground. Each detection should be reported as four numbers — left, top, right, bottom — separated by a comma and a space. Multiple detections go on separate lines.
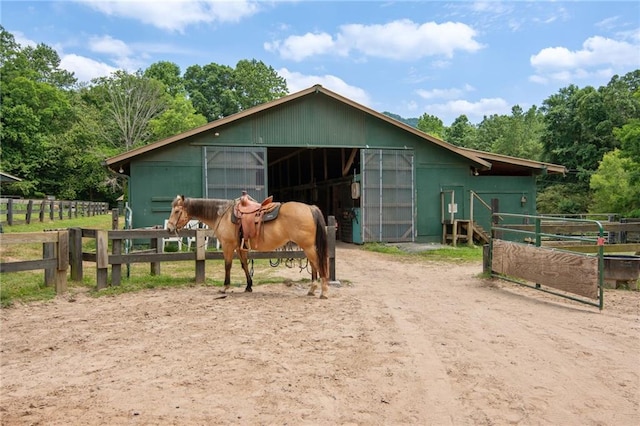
1, 242, 638, 425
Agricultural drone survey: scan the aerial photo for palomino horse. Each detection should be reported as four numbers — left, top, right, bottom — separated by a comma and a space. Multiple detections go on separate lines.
165, 195, 330, 299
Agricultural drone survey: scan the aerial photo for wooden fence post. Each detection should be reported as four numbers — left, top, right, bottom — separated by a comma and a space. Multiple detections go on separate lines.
111, 237, 122, 286
38, 200, 45, 222
49, 200, 54, 221
43, 241, 55, 286
26, 200, 33, 224
327, 215, 336, 282
69, 227, 83, 281
150, 237, 161, 276
6, 199, 13, 226
56, 230, 68, 294
195, 229, 206, 283
96, 230, 109, 289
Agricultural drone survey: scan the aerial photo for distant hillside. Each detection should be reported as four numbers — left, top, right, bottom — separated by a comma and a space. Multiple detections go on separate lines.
382, 112, 418, 128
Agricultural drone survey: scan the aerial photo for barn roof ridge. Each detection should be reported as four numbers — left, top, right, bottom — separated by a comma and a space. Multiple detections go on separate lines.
103, 84, 563, 175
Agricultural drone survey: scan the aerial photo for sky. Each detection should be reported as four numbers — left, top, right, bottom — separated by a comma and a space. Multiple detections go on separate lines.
3, 0, 640, 125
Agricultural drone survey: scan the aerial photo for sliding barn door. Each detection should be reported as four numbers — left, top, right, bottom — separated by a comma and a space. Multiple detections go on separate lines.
204, 147, 267, 201
361, 149, 415, 242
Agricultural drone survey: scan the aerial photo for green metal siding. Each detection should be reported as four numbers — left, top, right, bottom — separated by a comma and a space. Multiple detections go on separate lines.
129, 144, 204, 229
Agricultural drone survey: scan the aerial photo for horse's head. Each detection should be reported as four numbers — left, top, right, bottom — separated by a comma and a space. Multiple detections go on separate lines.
166, 195, 190, 233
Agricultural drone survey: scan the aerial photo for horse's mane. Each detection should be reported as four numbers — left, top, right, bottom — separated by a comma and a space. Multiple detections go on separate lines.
184, 198, 233, 222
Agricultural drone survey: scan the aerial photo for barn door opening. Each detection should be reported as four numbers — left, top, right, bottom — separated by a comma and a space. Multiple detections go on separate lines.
361, 149, 414, 242
204, 147, 267, 201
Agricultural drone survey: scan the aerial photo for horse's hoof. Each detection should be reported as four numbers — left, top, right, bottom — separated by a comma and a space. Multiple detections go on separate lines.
245, 288, 252, 293
320, 295, 328, 300
306, 292, 315, 297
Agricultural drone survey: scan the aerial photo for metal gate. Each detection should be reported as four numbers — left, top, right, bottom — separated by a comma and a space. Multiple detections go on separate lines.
204, 147, 267, 201
361, 149, 415, 242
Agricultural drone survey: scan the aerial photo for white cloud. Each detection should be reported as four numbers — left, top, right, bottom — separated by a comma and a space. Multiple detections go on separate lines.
76, 0, 260, 32
267, 19, 483, 62
10, 31, 37, 48
278, 68, 372, 107
60, 54, 118, 82
416, 84, 475, 100
530, 35, 640, 84
89, 35, 132, 57
264, 32, 336, 61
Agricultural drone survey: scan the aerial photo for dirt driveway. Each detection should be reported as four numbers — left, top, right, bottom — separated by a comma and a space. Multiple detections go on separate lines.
1, 243, 638, 425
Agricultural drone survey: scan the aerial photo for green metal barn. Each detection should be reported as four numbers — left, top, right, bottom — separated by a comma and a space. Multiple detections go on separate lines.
104, 85, 566, 244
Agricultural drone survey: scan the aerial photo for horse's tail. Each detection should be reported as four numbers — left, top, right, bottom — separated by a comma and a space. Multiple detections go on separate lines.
312, 206, 329, 279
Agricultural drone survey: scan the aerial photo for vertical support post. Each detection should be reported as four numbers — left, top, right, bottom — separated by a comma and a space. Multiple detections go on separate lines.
111, 209, 119, 230
26, 200, 33, 225
111, 238, 122, 286
49, 200, 54, 221
491, 198, 500, 240
468, 191, 474, 247
56, 230, 68, 294
43, 241, 55, 286
195, 229, 206, 284
96, 230, 109, 289
6, 198, 13, 226
58, 201, 63, 220
327, 215, 336, 281
150, 237, 161, 276
39, 200, 45, 222
69, 227, 83, 281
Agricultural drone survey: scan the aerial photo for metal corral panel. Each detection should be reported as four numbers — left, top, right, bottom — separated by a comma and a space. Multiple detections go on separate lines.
361, 149, 415, 242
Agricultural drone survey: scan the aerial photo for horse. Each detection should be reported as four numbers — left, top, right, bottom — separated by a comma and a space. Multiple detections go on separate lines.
165, 194, 330, 299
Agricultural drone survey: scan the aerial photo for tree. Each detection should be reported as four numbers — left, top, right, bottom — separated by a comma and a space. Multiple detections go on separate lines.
184, 59, 288, 122
91, 70, 169, 150
444, 115, 476, 147
144, 61, 184, 97
148, 93, 207, 140
233, 59, 287, 111
183, 62, 237, 121
416, 113, 445, 139
589, 150, 640, 216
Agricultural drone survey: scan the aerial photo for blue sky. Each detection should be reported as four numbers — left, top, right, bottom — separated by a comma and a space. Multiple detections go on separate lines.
3, 1, 639, 125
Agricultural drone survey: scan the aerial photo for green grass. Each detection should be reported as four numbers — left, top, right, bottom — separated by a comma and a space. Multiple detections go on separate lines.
364, 242, 484, 263
0, 214, 309, 307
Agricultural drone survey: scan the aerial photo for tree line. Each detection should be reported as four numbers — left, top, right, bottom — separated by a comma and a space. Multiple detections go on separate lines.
1, 26, 638, 216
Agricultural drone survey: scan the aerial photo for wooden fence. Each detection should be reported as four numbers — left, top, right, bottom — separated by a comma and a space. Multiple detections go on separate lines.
71, 216, 337, 290
0, 230, 69, 294
0, 198, 110, 226
1, 216, 337, 293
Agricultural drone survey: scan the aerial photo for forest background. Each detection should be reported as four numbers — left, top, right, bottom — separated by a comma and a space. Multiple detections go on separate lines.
1, 26, 639, 217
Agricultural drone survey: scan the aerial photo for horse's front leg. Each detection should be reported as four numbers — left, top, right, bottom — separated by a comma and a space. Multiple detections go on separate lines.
221, 246, 235, 293
238, 249, 253, 292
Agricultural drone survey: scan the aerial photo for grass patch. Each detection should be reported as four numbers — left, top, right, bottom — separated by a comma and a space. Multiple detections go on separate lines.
363, 242, 483, 263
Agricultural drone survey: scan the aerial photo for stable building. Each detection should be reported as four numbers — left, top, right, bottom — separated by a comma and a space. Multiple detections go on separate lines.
104, 85, 566, 244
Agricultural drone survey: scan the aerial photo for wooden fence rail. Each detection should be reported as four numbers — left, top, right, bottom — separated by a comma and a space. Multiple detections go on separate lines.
0, 230, 69, 294
0, 198, 110, 227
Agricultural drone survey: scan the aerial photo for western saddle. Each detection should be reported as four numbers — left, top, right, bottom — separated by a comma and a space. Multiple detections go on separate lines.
232, 191, 280, 250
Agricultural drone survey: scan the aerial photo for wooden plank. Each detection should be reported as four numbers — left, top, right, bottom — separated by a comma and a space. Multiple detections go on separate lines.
1, 232, 60, 244
43, 242, 55, 286
492, 239, 598, 299
57, 230, 69, 270
0, 258, 57, 273
96, 230, 108, 269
